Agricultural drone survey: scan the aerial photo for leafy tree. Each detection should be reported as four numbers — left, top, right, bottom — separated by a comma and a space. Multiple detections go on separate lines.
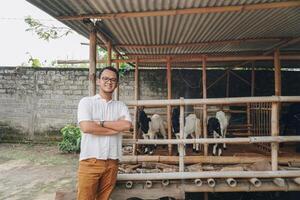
24, 16, 72, 41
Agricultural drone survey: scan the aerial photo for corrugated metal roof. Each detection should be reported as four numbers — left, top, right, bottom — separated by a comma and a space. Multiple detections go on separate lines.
26, 0, 300, 67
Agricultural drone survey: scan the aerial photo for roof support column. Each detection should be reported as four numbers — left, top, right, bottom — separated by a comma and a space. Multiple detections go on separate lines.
107, 41, 112, 66
271, 49, 281, 171
89, 26, 97, 96
202, 56, 208, 156
133, 57, 139, 155
167, 56, 172, 155
114, 55, 120, 100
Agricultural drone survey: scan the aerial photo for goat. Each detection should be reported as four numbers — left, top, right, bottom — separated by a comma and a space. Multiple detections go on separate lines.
173, 113, 201, 155
138, 108, 166, 154
207, 110, 230, 156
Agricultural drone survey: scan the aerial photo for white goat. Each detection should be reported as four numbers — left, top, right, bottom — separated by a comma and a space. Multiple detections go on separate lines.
215, 110, 230, 150
175, 114, 202, 155
143, 114, 167, 140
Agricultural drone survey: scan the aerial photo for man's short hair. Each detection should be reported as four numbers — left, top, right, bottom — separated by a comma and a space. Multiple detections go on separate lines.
98, 66, 119, 82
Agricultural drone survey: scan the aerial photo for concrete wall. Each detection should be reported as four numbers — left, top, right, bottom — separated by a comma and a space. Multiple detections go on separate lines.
0, 67, 299, 142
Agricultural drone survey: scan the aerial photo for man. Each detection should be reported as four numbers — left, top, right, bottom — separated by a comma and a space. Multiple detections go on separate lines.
77, 66, 132, 200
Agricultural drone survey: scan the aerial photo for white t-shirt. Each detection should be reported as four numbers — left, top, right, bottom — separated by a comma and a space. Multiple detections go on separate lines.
77, 94, 131, 161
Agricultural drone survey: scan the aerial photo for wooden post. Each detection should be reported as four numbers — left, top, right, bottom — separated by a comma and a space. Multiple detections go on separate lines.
89, 26, 97, 96
247, 103, 251, 135
204, 192, 209, 200
202, 56, 208, 156
274, 49, 281, 96
271, 102, 279, 170
114, 55, 120, 100
226, 69, 230, 97
179, 98, 185, 172
133, 58, 139, 155
251, 62, 255, 96
107, 41, 112, 66
272, 49, 281, 170
167, 56, 172, 155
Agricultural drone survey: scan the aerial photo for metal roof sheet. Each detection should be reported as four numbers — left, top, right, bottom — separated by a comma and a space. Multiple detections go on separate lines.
26, 0, 300, 67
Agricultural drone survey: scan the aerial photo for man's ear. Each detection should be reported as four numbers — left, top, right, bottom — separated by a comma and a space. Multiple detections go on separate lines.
96, 78, 101, 85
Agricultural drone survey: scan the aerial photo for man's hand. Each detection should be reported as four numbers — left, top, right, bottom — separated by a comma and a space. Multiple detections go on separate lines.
103, 118, 132, 132
79, 121, 118, 136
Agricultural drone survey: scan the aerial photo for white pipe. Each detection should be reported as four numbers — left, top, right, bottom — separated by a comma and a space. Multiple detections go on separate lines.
194, 179, 202, 186
294, 177, 300, 185
125, 181, 133, 189
249, 178, 262, 187
162, 179, 170, 186
226, 178, 237, 187
273, 178, 285, 187
207, 178, 216, 188
117, 170, 300, 181
145, 180, 152, 188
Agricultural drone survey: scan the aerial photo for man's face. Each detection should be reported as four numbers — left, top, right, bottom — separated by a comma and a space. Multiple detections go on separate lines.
97, 69, 118, 93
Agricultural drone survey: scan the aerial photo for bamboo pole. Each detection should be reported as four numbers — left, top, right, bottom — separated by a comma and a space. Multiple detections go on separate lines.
133, 58, 139, 155
179, 99, 185, 172
123, 136, 300, 145
202, 56, 208, 156
247, 103, 251, 135
120, 155, 300, 165
124, 96, 300, 107
117, 170, 300, 181
89, 26, 97, 96
167, 57, 172, 155
271, 49, 281, 170
271, 102, 279, 170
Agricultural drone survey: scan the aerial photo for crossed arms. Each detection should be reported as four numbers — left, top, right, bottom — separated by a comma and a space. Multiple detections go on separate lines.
80, 119, 132, 136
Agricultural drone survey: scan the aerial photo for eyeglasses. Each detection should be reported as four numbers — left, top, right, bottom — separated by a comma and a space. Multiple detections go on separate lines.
101, 76, 117, 83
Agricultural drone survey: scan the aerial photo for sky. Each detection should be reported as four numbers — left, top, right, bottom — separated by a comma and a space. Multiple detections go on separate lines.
0, 0, 89, 67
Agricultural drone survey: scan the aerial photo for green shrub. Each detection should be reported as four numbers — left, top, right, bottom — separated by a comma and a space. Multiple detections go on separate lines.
58, 125, 81, 153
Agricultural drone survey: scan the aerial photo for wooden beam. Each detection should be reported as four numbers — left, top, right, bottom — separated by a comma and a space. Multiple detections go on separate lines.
56, 54, 300, 65
202, 56, 208, 156
114, 55, 120, 100
107, 41, 112, 66
132, 57, 139, 155
89, 27, 97, 96
226, 70, 230, 97
115, 37, 288, 49
251, 62, 255, 96
167, 57, 172, 155
58, 1, 300, 21
229, 70, 250, 86
274, 49, 281, 96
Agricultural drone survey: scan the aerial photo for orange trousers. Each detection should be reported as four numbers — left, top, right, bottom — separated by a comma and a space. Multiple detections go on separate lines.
77, 158, 118, 200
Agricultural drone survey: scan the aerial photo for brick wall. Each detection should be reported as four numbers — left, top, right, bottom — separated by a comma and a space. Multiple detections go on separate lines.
0, 67, 299, 142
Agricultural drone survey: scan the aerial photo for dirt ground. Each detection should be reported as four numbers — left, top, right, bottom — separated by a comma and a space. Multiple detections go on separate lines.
0, 143, 78, 200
